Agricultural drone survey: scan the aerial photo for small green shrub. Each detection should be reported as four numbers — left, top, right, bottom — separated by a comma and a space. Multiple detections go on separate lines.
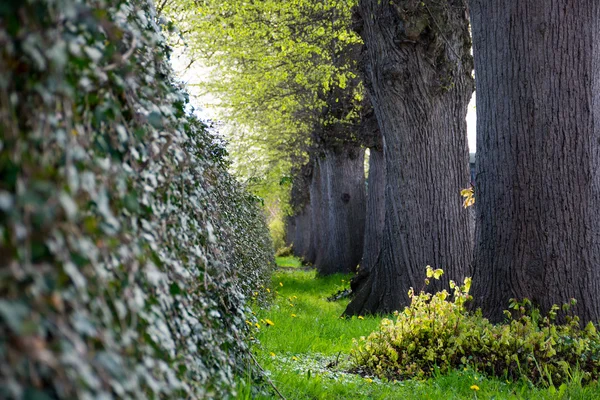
269, 217, 287, 252
275, 244, 294, 258
351, 267, 600, 387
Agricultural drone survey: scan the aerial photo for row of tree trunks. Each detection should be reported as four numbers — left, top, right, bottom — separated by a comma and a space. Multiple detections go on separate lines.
287, 145, 366, 275
286, 31, 368, 275
345, 0, 474, 315
470, 0, 600, 323
286, 205, 313, 262
347, 147, 386, 311
310, 146, 366, 274
348, 108, 385, 299
290, 0, 599, 324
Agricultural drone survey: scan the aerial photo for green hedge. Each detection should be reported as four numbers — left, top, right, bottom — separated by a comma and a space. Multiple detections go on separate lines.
0, 0, 274, 398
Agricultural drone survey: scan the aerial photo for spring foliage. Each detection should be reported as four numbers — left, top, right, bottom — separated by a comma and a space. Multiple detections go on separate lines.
0, 0, 274, 398
163, 0, 362, 230
352, 268, 600, 387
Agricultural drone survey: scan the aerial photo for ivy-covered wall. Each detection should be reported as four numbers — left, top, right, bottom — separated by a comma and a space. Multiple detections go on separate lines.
0, 0, 275, 398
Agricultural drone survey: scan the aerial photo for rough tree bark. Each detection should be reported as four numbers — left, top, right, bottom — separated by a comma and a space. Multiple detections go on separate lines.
310, 145, 366, 275
350, 109, 386, 293
345, 0, 474, 315
287, 163, 316, 262
470, 0, 600, 323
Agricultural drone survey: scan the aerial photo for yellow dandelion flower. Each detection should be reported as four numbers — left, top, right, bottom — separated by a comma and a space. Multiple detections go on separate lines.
279, 282, 283, 287
265, 318, 274, 326
293, 296, 297, 299
289, 303, 294, 307
291, 313, 297, 317
255, 323, 260, 329
270, 352, 276, 357
358, 316, 364, 320
470, 385, 480, 391
292, 356, 298, 361
365, 378, 373, 383
266, 288, 271, 293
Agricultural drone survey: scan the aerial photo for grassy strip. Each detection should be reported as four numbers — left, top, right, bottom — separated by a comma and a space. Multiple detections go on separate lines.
241, 258, 600, 399
275, 256, 304, 268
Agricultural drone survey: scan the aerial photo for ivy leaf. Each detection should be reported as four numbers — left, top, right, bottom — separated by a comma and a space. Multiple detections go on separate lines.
147, 111, 164, 128
0, 300, 29, 334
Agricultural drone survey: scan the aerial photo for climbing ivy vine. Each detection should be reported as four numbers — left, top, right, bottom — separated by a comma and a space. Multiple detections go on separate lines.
0, 0, 274, 398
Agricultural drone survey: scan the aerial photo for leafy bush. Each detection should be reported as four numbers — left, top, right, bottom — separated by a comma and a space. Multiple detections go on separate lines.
351, 267, 600, 386
0, 1, 274, 398
275, 244, 293, 258
269, 217, 287, 253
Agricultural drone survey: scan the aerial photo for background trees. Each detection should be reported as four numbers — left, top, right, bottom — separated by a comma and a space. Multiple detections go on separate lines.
168, 0, 600, 322
470, 0, 600, 323
166, 0, 369, 274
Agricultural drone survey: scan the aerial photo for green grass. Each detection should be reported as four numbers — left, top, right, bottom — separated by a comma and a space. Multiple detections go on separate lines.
243, 259, 600, 399
275, 256, 304, 268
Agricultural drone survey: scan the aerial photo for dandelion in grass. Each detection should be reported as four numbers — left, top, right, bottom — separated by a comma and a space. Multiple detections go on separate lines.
291, 313, 297, 317
266, 288, 271, 293
255, 323, 260, 329
292, 356, 298, 361
265, 318, 274, 326
289, 303, 294, 307
470, 385, 480, 391
279, 282, 283, 287
270, 352, 276, 357
364, 378, 373, 383
357, 316, 364, 320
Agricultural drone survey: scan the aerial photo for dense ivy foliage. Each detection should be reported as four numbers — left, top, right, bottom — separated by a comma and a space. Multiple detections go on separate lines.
352, 268, 600, 387
0, 0, 274, 398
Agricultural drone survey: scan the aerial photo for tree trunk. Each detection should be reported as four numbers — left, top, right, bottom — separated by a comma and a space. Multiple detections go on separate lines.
350, 147, 386, 294
311, 146, 366, 275
470, 0, 600, 323
345, 0, 474, 315
287, 162, 316, 262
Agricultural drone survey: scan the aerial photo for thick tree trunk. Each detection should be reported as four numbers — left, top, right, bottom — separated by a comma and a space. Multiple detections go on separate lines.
345, 0, 473, 315
287, 207, 311, 260
287, 162, 317, 262
470, 1, 600, 323
350, 147, 385, 294
311, 146, 366, 275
